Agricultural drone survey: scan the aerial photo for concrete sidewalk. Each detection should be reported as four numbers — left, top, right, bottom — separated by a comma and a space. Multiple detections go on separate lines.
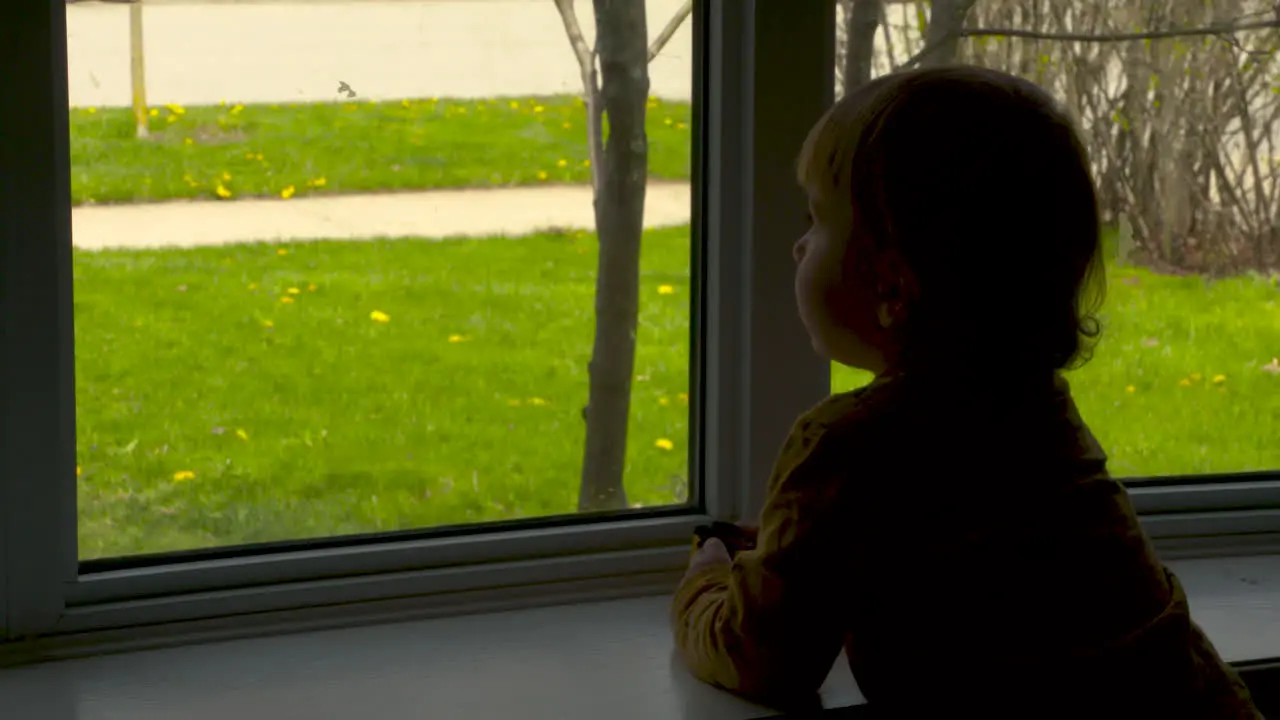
66, 0, 694, 108
72, 182, 693, 250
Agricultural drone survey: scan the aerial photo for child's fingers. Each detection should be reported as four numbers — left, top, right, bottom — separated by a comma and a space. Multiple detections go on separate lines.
700, 537, 732, 560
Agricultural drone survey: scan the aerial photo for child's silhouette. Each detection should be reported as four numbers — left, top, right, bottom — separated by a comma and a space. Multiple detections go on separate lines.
671, 66, 1262, 718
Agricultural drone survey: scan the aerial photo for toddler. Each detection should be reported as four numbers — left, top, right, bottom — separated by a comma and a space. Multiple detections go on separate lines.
671, 65, 1261, 718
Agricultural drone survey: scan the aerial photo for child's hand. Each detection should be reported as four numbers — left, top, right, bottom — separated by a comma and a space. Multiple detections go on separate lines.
685, 537, 733, 579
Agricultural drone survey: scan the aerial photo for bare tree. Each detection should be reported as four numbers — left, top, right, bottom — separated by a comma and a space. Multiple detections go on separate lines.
841, 0, 885, 95
866, 0, 1280, 274
920, 0, 980, 66
553, 0, 692, 512
129, 2, 149, 139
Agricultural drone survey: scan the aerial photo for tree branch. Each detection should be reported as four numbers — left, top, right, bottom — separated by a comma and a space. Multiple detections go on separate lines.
648, 0, 692, 63
902, 16, 1280, 70
552, 0, 594, 71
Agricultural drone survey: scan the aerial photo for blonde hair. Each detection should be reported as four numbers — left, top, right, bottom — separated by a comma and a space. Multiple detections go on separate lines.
795, 66, 1106, 372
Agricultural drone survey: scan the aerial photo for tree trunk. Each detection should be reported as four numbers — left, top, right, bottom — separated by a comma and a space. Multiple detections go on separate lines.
921, 0, 978, 67
578, 0, 649, 512
844, 0, 883, 94
129, 2, 149, 139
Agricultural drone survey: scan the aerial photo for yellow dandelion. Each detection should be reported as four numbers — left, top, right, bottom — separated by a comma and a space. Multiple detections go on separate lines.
287, 287, 301, 295
675, 122, 687, 129
508, 399, 522, 407
1125, 385, 1135, 393
537, 171, 548, 181
557, 159, 569, 168
1179, 378, 1192, 387
231, 104, 244, 114
277, 248, 288, 256
402, 99, 411, 107
166, 103, 185, 115
221, 171, 232, 181
307, 283, 317, 292
149, 108, 159, 117
86, 107, 97, 114
654, 438, 675, 451
280, 185, 296, 199
262, 320, 273, 328
1189, 372, 1202, 382
215, 183, 232, 199
509, 100, 520, 109
430, 97, 438, 103
562, 122, 572, 129
678, 393, 689, 403
533, 105, 545, 113
235, 429, 249, 440
664, 117, 673, 126
448, 334, 470, 343
167, 114, 178, 124
309, 176, 327, 187
370, 310, 391, 323
245, 152, 256, 159
1212, 374, 1227, 384
582, 159, 591, 167
280, 296, 294, 304
172, 470, 196, 482
183, 137, 193, 145
529, 397, 549, 406
255, 153, 265, 161
76, 465, 82, 477
658, 284, 675, 295
659, 397, 670, 405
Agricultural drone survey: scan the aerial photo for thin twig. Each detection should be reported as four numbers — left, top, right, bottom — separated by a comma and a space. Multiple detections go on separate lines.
648, 0, 692, 63
902, 16, 1280, 70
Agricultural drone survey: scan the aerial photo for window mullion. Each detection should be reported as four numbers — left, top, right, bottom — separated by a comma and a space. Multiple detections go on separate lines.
0, 0, 80, 640
741, 0, 836, 520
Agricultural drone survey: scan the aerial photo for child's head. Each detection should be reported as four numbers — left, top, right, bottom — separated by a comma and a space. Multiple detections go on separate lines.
794, 65, 1105, 376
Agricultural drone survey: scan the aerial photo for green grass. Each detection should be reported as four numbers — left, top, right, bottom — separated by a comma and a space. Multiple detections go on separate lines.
833, 265, 1280, 477
75, 229, 1280, 559
69, 95, 692, 205
74, 228, 692, 559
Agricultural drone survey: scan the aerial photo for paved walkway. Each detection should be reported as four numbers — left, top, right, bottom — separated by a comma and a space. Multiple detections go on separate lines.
66, 0, 693, 108
72, 182, 693, 250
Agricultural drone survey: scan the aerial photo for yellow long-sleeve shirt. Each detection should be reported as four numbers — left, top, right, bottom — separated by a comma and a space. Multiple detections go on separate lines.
672, 371, 1261, 717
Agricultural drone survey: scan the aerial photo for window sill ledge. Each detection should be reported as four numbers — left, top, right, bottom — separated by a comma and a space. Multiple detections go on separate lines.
0, 555, 1277, 720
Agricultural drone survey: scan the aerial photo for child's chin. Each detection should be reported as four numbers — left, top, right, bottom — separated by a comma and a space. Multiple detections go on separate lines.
808, 336, 833, 361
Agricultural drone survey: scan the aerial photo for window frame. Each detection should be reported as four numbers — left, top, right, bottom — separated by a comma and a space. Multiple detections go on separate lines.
2, 0, 1278, 660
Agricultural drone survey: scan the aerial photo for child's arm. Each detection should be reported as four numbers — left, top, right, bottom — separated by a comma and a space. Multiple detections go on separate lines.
670, 428, 855, 707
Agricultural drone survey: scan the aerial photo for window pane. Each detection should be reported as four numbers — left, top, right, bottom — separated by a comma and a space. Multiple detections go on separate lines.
830, 0, 1280, 478
70, 0, 697, 559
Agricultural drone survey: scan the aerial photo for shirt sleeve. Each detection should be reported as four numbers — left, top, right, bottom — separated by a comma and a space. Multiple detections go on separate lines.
670, 420, 857, 706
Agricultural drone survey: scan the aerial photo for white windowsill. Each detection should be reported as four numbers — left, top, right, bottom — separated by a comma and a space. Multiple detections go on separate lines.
1, 555, 1277, 720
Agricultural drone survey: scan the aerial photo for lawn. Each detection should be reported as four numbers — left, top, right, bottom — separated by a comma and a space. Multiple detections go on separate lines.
74, 225, 1280, 559
74, 228, 692, 559
68, 96, 692, 205
834, 265, 1280, 478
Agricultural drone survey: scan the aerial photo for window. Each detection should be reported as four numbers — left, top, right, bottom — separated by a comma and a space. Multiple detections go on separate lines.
1, 0, 1275, 653
65, 0, 700, 562
831, 0, 1280, 484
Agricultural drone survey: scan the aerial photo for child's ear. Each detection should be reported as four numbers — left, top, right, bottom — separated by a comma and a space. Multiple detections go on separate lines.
876, 299, 907, 329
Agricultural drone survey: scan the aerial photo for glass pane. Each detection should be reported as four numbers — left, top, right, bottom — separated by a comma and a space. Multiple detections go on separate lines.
70, 0, 697, 559
830, 0, 1280, 478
